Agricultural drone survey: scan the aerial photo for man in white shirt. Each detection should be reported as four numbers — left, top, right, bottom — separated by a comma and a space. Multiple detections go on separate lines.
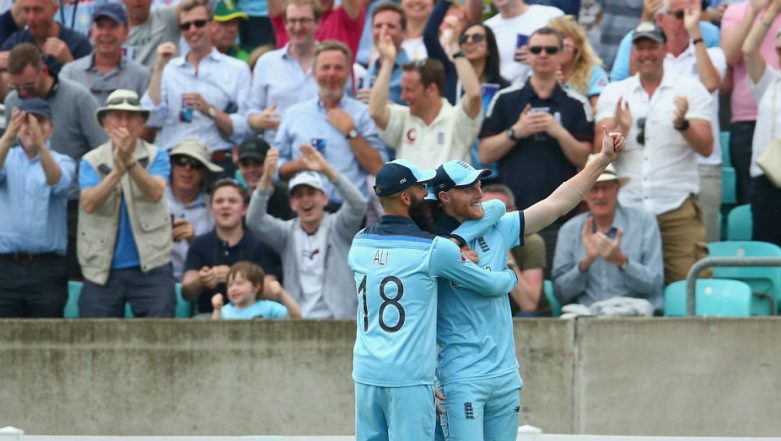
368, 26, 482, 169
595, 21, 714, 285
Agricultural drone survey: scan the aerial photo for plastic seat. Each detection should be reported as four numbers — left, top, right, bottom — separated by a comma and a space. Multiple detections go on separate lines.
726, 204, 752, 241
721, 166, 737, 206
544, 280, 561, 317
64, 281, 83, 318
174, 283, 193, 318
708, 241, 781, 315
664, 279, 751, 317
720, 131, 731, 167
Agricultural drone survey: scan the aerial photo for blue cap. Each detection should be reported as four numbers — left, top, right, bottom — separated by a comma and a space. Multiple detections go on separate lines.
18, 98, 52, 120
374, 159, 436, 197
93, 3, 128, 25
430, 160, 491, 197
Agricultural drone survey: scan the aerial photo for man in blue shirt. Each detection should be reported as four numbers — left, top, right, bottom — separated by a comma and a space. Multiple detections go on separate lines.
349, 159, 518, 441
430, 128, 625, 441
0, 99, 75, 317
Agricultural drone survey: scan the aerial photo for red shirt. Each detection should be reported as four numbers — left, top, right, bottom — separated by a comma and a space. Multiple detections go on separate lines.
271, 5, 365, 64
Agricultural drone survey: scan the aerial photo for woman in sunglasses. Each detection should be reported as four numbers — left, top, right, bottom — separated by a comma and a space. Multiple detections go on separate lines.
548, 15, 608, 109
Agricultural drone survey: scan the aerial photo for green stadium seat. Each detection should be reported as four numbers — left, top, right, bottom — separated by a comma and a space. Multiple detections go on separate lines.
708, 241, 781, 315
664, 279, 751, 317
174, 283, 193, 318
544, 280, 561, 317
726, 204, 752, 241
720, 131, 731, 167
721, 166, 737, 206
64, 281, 83, 318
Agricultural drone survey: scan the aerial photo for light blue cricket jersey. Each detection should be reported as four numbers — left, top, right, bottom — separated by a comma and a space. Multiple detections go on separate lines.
349, 215, 518, 388
435, 200, 525, 387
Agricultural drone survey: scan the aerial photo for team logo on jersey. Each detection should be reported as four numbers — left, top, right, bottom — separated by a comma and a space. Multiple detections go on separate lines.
477, 236, 490, 253
406, 128, 417, 142
514, 406, 520, 413
464, 402, 474, 419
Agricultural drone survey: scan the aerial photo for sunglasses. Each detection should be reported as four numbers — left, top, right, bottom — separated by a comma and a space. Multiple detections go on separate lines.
172, 155, 205, 170
179, 19, 209, 31
529, 45, 560, 55
668, 9, 685, 20
105, 96, 141, 107
636, 117, 646, 146
239, 158, 263, 167
459, 33, 486, 45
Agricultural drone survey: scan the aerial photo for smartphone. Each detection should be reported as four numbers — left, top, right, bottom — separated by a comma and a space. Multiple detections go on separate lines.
530, 106, 550, 114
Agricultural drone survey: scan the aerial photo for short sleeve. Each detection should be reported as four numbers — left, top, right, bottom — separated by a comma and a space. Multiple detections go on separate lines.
588, 66, 609, 98
496, 211, 523, 249
379, 104, 408, 149
78, 159, 101, 190
594, 82, 621, 123
479, 93, 509, 138
684, 78, 714, 121
147, 148, 171, 180
265, 301, 289, 319
749, 66, 777, 102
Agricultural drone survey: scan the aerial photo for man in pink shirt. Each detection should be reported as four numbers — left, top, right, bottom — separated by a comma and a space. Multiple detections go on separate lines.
721, 0, 781, 204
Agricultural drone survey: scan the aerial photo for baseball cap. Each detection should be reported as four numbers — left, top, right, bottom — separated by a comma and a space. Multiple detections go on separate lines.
632, 21, 666, 44
430, 160, 491, 196
18, 98, 52, 120
374, 159, 436, 197
213, 0, 248, 22
238, 137, 270, 162
169, 138, 224, 173
93, 3, 128, 25
289, 171, 325, 194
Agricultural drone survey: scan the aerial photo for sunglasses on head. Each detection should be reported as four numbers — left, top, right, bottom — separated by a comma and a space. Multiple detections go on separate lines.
459, 33, 485, 45
529, 45, 560, 55
172, 155, 205, 170
179, 19, 209, 31
105, 96, 141, 107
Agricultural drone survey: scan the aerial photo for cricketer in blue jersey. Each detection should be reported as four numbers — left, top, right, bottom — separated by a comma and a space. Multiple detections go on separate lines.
348, 159, 519, 441
431, 127, 626, 441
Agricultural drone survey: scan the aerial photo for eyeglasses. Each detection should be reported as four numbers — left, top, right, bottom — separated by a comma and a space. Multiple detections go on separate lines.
668, 9, 685, 20
636, 117, 646, 146
529, 45, 560, 55
459, 33, 486, 45
239, 158, 263, 167
286, 17, 314, 26
179, 19, 209, 31
9, 82, 37, 92
172, 155, 205, 170
105, 96, 141, 107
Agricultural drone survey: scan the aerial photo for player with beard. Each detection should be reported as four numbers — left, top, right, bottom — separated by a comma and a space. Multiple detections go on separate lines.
428, 127, 625, 441
347, 159, 518, 441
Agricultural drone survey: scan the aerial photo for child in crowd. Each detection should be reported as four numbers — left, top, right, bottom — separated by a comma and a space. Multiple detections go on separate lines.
211, 261, 301, 320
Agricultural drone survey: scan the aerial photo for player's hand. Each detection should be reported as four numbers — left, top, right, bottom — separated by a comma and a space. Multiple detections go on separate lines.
460, 246, 479, 264
434, 388, 446, 416
199, 266, 218, 289
172, 218, 195, 242
211, 293, 224, 310
599, 126, 625, 162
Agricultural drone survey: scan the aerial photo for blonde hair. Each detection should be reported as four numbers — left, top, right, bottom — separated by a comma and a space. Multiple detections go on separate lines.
548, 15, 604, 97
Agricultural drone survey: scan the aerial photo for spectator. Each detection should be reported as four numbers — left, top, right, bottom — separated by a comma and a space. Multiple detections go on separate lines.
595, 21, 713, 285
123, 0, 181, 68
212, 0, 250, 61
479, 27, 593, 271
527, 0, 580, 16
552, 157, 664, 314
78, 89, 175, 318
369, 31, 482, 168
482, 0, 562, 84
741, 0, 781, 246
0, 2, 24, 47
269, 0, 365, 63
548, 14, 608, 109
211, 261, 302, 319
166, 137, 224, 281
482, 183, 548, 317
0, 0, 92, 75
234, 137, 294, 219
142, 0, 251, 173
247, 145, 368, 319
276, 40, 385, 205
0, 99, 75, 318
182, 178, 282, 315
60, 3, 151, 106
236, 0, 277, 50
594, 0, 644, 71
247, 0, 320, 144
722, 0, 781, 205
400, 0, 434, 61
359, 2, 411, 106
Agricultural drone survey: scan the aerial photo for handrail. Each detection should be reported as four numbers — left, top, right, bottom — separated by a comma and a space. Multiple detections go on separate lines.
685, 257, 781, 316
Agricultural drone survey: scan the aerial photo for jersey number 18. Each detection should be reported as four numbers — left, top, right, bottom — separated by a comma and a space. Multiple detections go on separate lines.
358, 275, 406, 333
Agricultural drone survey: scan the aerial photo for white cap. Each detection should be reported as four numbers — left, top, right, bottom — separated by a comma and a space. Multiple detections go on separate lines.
289, 171, 325, 194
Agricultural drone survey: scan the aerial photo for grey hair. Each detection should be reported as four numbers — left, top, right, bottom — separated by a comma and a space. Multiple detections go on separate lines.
482, 183, 516, 208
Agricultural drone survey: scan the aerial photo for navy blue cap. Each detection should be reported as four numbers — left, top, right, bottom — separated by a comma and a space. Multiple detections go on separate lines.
428, 160, 491, 199
18, 98, 52, 120
374, 159, 436, 197
632, 21, 666, 44
93, 3, 128, 25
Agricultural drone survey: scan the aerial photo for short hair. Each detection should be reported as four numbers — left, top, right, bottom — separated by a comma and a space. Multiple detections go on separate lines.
529, 26, 564, 48
178, 0, 211, 20
372, 2, 406, 31
227, 261, 266, 300
482, 183, 516, 208
283, 0, 323, 22
8, 43, 44, 75
313, 40, 352, 69
401, 58, 445, 96
211, 178, 249, 204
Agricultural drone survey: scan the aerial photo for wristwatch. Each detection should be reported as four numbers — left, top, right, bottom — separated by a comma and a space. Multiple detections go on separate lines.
674, 119, 690, 132
207, 106, 217, 119
346, 129, 359, 140
506, 127, 519, 141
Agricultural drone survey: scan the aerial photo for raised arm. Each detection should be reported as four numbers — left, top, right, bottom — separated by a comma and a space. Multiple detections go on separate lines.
723, 0, 767, 66
430, 237, 518, 297
368, 28, 396, 130
450, 199, 506, 244
742, 0, 781, 83
685, 5, 721, 92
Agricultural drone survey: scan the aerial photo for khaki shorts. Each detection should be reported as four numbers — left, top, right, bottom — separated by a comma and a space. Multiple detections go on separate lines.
656, 197, 711, 285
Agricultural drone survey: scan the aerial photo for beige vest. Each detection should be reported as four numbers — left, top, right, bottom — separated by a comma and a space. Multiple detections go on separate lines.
77, 139, 172, 285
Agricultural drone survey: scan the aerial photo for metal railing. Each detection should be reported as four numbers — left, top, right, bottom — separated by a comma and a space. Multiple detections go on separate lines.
685, 257, 781, 316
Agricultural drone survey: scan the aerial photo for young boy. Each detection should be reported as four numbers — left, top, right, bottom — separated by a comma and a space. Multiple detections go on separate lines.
211, 261, 301, 319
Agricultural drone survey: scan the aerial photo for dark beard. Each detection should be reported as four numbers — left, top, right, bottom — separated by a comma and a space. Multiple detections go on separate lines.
409, 196, 433, 231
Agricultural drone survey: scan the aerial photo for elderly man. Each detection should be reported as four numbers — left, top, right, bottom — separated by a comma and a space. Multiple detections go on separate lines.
595, 21, 713, 285
78, 89, 174, 318
247, 145, 367, 319
143, 0, 251, 174
212, 0, 250, 61
275, 40, 386, 205
60, 3, 151, 105
552, 157, 664, 314
0, 99, 75, 318
123, 0, 181, 68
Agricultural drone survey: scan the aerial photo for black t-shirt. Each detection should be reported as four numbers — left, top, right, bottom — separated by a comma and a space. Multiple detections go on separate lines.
480, 79, 594, 210
184, 229, 282, 313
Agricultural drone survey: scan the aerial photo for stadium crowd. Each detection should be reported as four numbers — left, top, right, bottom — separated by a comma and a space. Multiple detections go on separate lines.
0, 0, 780, 319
